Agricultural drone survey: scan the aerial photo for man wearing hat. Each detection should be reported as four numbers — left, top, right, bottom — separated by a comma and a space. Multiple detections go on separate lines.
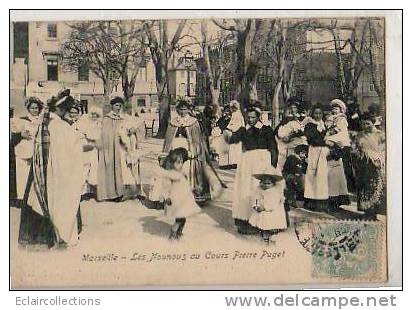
21, 90, 84, 248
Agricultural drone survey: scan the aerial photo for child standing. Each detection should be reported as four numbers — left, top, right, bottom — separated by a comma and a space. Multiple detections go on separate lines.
282, 144, 308, 209
160, 148, 201, 240
249, 166, 287, 244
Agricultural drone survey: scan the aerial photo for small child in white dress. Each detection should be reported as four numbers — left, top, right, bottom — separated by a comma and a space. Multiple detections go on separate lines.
159, 148, 201, 240
249, 166, 287, 244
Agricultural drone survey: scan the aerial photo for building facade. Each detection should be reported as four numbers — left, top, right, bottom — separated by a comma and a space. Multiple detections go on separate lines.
11, 21, 160, 115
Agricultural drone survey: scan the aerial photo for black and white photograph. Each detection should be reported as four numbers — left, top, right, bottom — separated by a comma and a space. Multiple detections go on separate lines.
8, 10, 397, 288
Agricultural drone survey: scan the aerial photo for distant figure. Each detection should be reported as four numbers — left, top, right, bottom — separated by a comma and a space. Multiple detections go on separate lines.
226, 100, 245, 168
210, 106, 231, 167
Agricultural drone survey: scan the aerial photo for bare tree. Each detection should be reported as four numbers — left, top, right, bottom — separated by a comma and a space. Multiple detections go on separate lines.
199, 22, 234, 115
143, 20, 188, 137
110, 21, 147, 113
213, 19, 273, 111
60, 21, 120, 100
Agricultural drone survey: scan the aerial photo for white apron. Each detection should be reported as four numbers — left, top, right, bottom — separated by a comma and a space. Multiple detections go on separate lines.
304, 146, 329, 200
232, 149, 271, 220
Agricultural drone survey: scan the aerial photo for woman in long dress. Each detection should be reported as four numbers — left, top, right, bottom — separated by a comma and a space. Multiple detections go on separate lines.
324, 99, 351, 210
210, 106, 231, 167
354, 113, 385, 219
20, 92, 84, 248
303, 105, 329, 211
11, 97, 43, 200
163, 100, 222, 204
225, 106, 277, 234
97, 97, 125, 201
226, 100, 245, 167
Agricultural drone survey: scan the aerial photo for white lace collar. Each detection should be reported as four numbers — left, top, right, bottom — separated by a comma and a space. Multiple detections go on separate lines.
246, 121, 264, 130
170, 115, 197, 127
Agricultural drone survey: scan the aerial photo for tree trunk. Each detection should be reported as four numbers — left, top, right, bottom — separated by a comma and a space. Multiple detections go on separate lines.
332, 29, 346, 99
102, 78, 114, 115
210, 87, 221, 116
271, 81, 282, 127
157, 93, 170, 139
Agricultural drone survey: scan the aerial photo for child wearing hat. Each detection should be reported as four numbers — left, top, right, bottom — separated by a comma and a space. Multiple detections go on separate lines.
249, 166, 287, 244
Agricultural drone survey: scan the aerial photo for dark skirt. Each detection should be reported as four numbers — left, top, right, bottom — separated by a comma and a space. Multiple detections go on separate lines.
355, 156, 385, 215
328, 195, 351, 210
18, 205, 82, 247
186, 158, 211, 204
18, 205, 56, 247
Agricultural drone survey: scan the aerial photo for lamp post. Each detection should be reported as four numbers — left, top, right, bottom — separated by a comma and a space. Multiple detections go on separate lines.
184, 50, 194, 98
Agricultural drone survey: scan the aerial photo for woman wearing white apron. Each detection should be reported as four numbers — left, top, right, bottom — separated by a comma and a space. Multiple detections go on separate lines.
225, 106, 277, 234
303, 105, 329, 211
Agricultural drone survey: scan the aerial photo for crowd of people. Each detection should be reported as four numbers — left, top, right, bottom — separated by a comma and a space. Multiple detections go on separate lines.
9, 89, 386, 248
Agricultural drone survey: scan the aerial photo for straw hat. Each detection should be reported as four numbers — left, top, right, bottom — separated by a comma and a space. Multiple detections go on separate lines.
253, 166, 284, 183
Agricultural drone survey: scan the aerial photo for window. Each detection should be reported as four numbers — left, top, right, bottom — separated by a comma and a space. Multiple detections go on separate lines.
47, 59, 58, 81
47, 24, 57, 38
78, 64, 89, 81
179, 83, 186, 94
138, 67, 146, 81
137, 98, 146, 107
369, 79, 375, 92
80, 100, 88, 114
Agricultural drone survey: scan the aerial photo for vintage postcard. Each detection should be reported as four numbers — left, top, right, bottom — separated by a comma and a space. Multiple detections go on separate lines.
9, 10, 401, 289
